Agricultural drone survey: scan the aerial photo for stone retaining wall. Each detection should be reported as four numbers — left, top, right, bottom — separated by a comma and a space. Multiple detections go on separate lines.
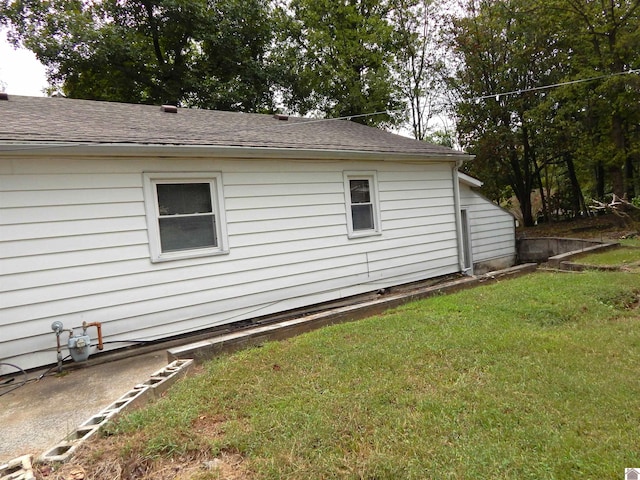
517, 237, 618, 263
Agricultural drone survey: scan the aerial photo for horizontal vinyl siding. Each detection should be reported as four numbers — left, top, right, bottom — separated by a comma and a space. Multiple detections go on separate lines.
1, 187, 142, 208
0, 217, 147, 242
459, 185, 515, 263
1, 231, 149, 259
0, 157, 460, 372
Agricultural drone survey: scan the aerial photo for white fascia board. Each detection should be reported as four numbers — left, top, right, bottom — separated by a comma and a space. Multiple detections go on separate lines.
0, 142, 471, 163
458, 171, 483, 188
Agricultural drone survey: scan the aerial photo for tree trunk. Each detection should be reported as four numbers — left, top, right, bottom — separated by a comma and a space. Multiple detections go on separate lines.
611, 113, 626, 198
610, 165, 624, 199
625, 155, 636, 200
535, 162, 548, 222
518, 190, 534, 227
595, 162, 605, 199
565, 153, 587, 217
519, 125, 536, 226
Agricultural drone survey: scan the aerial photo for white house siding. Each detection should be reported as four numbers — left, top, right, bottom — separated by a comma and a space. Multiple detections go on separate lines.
0, 156, 461, 372
458, 183, 516, 273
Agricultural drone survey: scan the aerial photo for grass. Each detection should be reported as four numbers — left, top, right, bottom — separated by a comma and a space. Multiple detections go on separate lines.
576, 246, 640, 268
89, 271, 640, 480
620, 237, 640, 248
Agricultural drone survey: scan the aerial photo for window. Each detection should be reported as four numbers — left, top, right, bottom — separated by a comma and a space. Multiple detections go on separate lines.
143, 173, 228, 262
344, 172, 381, 237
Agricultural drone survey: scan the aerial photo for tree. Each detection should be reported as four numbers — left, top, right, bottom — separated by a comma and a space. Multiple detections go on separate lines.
446, 0, 563, 226
446, 0, 640, 224
274, 0, 404, 127
528, 91, 592, 220
391, 0, 448, 141
549, 0, 640, 200
0, 0, 276, 111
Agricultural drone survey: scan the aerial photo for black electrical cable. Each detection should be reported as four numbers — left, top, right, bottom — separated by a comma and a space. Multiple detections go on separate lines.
0, 362, 28, 398
0, 356, 76, 398
98, 340, 156, 345
36, 355, 72, 380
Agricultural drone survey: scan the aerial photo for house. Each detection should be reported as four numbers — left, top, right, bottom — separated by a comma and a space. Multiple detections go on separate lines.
0, 95, 516, 373
458, 172, 516, 274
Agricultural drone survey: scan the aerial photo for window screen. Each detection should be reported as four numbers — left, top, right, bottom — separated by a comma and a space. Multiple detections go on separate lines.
156, 183, 217, 252
350, 179, 374, 231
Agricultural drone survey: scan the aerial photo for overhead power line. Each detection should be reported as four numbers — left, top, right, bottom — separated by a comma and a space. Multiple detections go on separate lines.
469, 68, 640, 103
284, 68, 640, 123
2, 68, 638, 154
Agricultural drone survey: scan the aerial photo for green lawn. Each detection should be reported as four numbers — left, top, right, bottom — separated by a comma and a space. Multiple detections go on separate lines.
577, 246, 640, 268
620, 237, 640, 248
100, 271, 640, 480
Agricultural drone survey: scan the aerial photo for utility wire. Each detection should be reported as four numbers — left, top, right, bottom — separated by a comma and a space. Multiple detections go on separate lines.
0, 362, 28, 397
468, 69, 640, 102
1, 69, 637, 154
247, 68, 640, 120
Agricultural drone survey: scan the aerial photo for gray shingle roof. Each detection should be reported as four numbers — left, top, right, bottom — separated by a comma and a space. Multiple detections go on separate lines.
0, 95, 465, 157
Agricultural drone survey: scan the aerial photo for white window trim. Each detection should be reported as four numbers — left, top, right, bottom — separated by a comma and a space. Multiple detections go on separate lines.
143, 172, 229, 262
343, 171, 382, 238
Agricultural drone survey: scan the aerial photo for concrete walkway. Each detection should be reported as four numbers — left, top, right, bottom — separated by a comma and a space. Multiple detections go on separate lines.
0, 350, 168, 463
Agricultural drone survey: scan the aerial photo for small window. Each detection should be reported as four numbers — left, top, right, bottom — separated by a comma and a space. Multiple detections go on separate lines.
344, 172, 381, 237
143, 173, 228, 262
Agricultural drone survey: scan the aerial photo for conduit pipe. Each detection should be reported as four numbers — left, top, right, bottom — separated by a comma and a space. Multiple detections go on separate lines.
452, 159, 469, 275
82, 321, 104, 351
51, 321, 72, 373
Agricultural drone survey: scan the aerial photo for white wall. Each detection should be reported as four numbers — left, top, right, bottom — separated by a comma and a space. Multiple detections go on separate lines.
459, 183, 516, 273
0, 156, 462, 372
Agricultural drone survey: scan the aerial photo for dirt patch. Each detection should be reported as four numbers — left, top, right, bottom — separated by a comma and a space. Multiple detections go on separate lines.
518, 214, 639, 240
630, 294, 640, 311
34, 437, 251, 480
191, 413, 229, 440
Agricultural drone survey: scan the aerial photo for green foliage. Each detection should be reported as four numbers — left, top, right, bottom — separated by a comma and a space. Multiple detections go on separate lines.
540, 0, 640, 201
391, 0, 449, 140
446, 0, 561, 225
446, 0, 640, 224
0, 0, 276, 110
109, 271, 640, 479
1, 0, 427, 128
423, 129, 454, 148
2, 0, 638, 187
273, 0, 404, 127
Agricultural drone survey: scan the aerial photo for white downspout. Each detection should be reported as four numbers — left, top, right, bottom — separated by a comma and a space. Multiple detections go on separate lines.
452, 160, 470, 275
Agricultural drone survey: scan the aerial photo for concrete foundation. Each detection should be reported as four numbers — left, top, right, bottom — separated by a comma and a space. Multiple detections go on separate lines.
473, 255, 517, 275
517, 237, 619, 264
168, 263, 538, 364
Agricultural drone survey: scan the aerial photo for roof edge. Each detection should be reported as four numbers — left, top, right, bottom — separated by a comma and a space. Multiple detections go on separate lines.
458, 171, 483, 187
0, 142, 471, 162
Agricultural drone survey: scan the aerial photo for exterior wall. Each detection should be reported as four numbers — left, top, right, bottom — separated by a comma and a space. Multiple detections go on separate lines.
0, 155, 461, 372
458, 183, 516, 274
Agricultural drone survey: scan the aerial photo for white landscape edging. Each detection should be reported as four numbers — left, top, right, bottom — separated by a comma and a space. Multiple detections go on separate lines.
37, 359, 193, 464
0, 455, 35, 480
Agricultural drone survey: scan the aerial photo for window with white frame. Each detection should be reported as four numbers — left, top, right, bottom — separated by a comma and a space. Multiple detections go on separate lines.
143, 173, 228, 262
343, 172, 381, 237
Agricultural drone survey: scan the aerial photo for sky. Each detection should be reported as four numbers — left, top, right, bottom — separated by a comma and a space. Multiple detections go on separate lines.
0, 29, 48, 96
